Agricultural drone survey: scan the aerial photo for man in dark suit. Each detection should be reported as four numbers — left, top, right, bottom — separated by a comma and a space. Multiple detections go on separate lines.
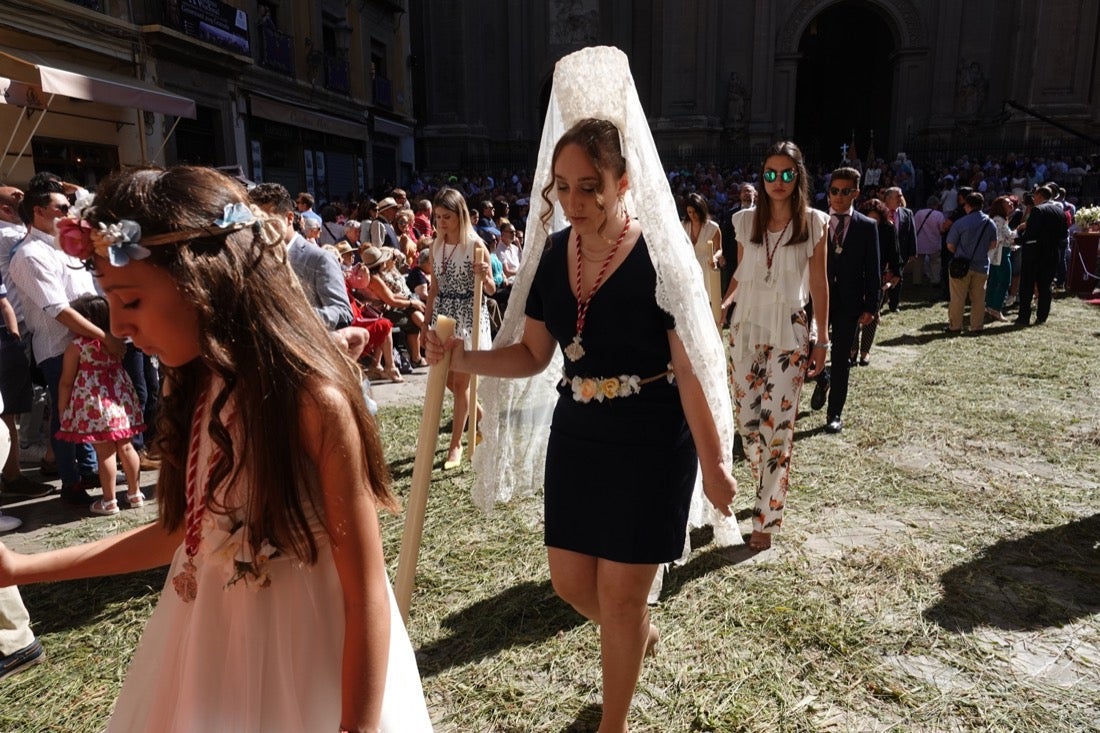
1015, 185, 1067, 326
883, 187, 916, 312
810, 167, 881, 434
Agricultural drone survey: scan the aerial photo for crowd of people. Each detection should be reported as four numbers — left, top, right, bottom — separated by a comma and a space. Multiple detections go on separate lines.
0, 50, 1096, 729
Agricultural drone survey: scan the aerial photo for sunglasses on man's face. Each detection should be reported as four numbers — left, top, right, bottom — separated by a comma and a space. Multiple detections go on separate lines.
762, 168, 797, 184
828, 187, 857, 197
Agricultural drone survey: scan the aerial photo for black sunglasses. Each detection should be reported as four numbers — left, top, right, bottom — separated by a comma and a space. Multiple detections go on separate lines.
763, 168, 797, 184
828, 187, 857, 197
55, 203, 70, 213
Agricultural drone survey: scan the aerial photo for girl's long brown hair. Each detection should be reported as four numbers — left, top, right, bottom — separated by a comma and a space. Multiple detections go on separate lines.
750, 140, 812, 246
87, 167, 396, 564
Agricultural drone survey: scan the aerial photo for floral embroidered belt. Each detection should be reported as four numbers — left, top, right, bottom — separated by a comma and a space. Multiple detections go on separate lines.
560, 366, 674, 403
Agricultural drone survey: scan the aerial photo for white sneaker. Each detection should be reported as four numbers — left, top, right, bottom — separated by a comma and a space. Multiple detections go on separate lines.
0, 513, 22, 532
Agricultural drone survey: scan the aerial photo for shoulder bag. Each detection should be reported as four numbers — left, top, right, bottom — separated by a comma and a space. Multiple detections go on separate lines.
949, 220, 992, 279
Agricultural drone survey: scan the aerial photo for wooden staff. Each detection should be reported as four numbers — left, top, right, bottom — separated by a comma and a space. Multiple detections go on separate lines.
466, 246, 484, 459
395, 315, 456, 622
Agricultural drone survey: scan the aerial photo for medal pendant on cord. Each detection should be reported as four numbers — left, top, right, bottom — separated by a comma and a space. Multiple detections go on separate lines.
173, 559, 198, 602
565, 335, 584, 361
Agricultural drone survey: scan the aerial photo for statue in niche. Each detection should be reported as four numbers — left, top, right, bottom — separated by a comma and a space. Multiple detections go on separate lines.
956, 60, 988, 119
549, 0, 599, 46
724, 72, 749, 129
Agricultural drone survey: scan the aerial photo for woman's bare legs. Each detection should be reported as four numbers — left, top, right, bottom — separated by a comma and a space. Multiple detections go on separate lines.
446, 370, 471, 466
548, 547, 658, 733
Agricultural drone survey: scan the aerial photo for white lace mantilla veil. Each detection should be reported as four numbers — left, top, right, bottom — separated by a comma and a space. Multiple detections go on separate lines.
471, 46, 742, 551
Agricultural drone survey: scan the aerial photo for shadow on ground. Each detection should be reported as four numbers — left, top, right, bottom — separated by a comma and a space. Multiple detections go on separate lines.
416, 533, 757, 679
924, 512, 1100, 632
22, 567, 167, 634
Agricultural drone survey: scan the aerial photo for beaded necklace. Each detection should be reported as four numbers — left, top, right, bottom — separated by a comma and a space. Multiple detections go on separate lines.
564, 217, 632, 362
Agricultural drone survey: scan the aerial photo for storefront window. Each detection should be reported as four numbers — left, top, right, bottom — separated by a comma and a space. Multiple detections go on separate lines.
32, 138, 119, 191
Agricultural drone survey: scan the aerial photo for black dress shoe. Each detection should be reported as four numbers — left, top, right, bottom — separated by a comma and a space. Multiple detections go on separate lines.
824, 417, 843, 433
810, 375, 829, 411
1013, 318, 1029, 326
59, 481, 94, 505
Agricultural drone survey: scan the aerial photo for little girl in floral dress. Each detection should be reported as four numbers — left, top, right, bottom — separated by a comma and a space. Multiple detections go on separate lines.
55, 294, 145, 515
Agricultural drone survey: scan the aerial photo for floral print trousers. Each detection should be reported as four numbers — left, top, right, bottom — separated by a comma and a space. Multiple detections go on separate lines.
729, 311, 810, 535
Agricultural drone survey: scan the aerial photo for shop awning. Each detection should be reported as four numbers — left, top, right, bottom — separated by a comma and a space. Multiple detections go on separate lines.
0, 49, 196, 118
250, 94, 368, 141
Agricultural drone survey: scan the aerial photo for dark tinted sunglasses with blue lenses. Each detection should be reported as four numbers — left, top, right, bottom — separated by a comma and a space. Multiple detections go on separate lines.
763, 168, 797, 184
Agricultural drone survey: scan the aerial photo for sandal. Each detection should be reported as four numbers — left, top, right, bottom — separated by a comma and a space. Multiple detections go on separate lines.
383, 368, 405, 383
124, 492, 145, 508
365, 365, 385, 381
90, 498, 120, 516
443, 446, 463, 470
748, 530, 772, 551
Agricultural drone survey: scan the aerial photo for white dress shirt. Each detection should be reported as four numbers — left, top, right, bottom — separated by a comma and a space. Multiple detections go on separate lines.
0, 221, 27, 322
8, 226, 97, 363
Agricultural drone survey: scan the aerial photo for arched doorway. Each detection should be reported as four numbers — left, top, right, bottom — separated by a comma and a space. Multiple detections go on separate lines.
793, 1, 896, 168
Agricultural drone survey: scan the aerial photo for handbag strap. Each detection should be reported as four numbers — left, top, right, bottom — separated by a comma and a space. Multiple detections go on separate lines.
968, 220, 993, 260
915, 210, 931, 238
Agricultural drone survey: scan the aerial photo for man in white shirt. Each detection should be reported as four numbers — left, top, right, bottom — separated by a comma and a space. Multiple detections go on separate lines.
9, 188, 121, 504
0, 406, 46, 680
0, 187, 27, 321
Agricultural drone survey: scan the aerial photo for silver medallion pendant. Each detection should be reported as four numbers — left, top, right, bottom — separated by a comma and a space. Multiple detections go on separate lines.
564, 335, 585, 362
764, 269, 773, 285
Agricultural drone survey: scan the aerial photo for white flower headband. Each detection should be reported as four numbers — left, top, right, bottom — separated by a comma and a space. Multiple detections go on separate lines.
58, 201, 282, 266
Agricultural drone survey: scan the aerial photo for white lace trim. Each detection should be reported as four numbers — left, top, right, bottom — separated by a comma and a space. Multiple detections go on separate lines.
472, 46, 740, 548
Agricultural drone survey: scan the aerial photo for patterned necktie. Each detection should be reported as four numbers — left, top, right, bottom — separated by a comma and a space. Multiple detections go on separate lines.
833, 213, 848, 250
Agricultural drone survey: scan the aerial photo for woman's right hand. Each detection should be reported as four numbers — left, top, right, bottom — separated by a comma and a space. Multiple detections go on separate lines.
423, 328, 465, 367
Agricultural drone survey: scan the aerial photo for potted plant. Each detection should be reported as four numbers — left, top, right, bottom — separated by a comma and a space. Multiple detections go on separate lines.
1076, 205, 1100, 232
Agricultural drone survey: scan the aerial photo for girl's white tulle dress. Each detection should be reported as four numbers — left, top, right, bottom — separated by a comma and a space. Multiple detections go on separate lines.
106, 393, 433, 732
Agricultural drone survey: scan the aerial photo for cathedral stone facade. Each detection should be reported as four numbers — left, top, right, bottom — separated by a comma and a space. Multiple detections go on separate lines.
410, 0, 1100, 170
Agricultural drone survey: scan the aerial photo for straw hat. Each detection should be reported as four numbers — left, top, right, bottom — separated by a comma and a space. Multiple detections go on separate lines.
359, 244, 394, 269
335, 241, 355, 256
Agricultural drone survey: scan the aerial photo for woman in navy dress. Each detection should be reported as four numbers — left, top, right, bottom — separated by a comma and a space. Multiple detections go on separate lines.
426, 117, 736, 732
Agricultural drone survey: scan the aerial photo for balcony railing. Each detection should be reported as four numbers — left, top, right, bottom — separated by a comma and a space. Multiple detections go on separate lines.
373, 75, 392, 109
324, 55, 350, 95
259, 27, 294, 76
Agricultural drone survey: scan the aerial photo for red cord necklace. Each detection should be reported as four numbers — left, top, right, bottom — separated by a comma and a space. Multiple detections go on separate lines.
438, 239, 462, 280
564, 217, 632, 362
171, 384, 221, 603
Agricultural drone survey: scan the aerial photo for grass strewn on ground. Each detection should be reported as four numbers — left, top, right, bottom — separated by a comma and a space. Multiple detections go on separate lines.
3, 286, 1099, 732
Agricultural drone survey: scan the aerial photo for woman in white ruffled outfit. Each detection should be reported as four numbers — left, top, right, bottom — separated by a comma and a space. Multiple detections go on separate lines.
722, 140, 830, 551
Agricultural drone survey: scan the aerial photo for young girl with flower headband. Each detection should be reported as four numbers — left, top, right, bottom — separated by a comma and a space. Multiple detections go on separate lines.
55, 294, 146, 515
0, 167, 433, 732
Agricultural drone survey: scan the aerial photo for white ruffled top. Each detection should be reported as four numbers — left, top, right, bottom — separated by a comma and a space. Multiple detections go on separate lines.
730, 207, 828, 360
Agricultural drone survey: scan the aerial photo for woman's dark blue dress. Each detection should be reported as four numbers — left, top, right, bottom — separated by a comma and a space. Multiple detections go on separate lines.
525, 228, 697, 564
